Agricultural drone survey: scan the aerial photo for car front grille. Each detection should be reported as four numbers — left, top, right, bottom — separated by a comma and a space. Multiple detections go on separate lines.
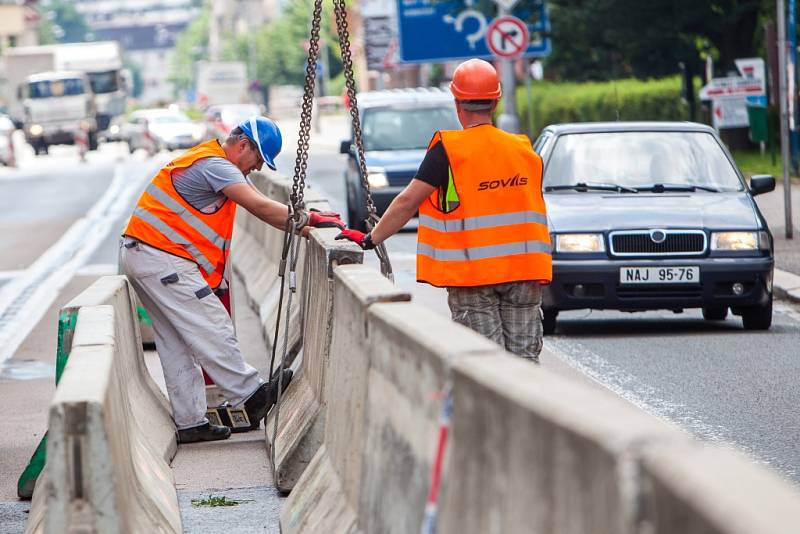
386, 171, 415, 187
610, 230, 706, 256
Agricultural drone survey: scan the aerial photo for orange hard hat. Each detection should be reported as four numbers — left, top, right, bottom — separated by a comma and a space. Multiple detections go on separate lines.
450, 59, 502, 101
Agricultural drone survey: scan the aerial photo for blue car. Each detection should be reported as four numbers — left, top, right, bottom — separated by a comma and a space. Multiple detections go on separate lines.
536, 122, 775, 334
340, 88, 460, 230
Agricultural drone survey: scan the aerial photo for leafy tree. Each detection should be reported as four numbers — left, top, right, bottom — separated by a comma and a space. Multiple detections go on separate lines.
227, 0, 343, 89
168, 6, 211, 94
545, 0, 770, 81
37, 0, 94, 44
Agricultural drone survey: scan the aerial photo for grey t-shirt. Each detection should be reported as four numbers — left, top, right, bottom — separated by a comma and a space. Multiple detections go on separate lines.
172, 157, 246, 213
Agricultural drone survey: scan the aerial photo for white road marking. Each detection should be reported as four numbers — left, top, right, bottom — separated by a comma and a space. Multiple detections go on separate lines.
0, 157, 166, 370
76, 263, 119, 277
544, 336, 793, 479
0, 271, 24, 281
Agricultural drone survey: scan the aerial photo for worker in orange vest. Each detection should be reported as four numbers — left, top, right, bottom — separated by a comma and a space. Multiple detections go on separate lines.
121, 116, 344, 443
337, 59, 552, 361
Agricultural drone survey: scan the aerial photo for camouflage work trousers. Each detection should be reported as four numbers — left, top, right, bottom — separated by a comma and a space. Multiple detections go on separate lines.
446, 281, 543, 362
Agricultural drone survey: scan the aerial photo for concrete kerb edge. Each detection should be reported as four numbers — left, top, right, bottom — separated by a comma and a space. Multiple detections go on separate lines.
773, 267, 800, 303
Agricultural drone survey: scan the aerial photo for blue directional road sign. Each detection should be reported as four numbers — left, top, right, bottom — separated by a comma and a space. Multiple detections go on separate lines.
396, 0, 550, 64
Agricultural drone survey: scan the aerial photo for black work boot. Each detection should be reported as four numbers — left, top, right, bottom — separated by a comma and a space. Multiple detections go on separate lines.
177, 422, 231, 444
244, 369, 294, 431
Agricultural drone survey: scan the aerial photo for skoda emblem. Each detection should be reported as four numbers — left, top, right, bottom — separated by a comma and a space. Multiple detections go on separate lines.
650, 229, 667, 244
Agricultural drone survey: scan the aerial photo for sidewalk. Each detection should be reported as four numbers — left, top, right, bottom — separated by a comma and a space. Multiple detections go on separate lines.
754, 181, 800, 302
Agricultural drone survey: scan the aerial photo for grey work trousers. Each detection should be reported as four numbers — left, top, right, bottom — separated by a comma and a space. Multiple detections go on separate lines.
120, 238, 262, 429
446, 281, 543, 362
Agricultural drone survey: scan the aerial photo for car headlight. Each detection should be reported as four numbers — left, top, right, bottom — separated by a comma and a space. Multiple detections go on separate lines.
109, 124, 120, 135
367, 167, 389, 188
29, 124, 43, 136
711, 231, 762, 251
555, 233, 605, 253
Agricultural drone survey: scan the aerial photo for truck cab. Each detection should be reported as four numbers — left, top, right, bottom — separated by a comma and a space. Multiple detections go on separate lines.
21, 70, 97, 155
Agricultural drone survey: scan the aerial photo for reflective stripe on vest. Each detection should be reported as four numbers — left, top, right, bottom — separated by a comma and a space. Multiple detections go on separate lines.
145, 183, 231, 251
132, 207, 217, 274
123, 140, 236, 288
418, 210, 548, 233
417, 240, 551, 262
416, 126, 552, 287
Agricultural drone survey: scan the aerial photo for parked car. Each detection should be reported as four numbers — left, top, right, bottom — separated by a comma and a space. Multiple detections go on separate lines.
203, 103, 261, 141
123, 108, 204, 154
340, 88, 460, 230
536, 122, 775, 333
0, 114, 16, 166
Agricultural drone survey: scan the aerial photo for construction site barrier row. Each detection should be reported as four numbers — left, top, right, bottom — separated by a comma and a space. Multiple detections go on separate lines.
25, 276, 179, 534
232, 171, 800, 534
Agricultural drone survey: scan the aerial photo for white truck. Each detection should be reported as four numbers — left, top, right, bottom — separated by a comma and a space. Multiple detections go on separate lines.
2, 41, 127, 152
195, 61, 249, 107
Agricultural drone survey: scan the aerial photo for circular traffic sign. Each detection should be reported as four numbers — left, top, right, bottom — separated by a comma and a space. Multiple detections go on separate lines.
485, 16, 529, 59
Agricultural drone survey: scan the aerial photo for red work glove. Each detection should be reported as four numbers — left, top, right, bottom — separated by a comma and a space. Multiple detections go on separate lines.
307, 209, 345, 229
335, 228, 375, 250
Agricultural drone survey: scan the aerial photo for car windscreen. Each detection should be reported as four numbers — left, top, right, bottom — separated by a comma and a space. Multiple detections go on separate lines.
361, 106, 460, 151
27, 78, 85, 99
544, 131, 744, 192
88, 71, 119, 94
149, 113, 191, 124
220, 106, 260, 125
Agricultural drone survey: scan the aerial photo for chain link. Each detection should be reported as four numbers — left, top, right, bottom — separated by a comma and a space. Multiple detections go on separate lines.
333, 0, 378, 226
290, 0, 325, 215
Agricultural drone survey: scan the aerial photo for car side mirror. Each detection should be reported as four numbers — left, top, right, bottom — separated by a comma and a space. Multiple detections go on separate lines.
749, 174, 775, 196
339, 140, 352, 154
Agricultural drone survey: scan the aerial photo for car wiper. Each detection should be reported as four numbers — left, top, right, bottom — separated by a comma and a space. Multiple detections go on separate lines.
544, 181, 638, 193
635, 182, 720, 193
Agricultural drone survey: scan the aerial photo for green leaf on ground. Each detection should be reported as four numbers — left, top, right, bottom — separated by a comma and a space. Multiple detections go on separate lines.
190, 495, 253, 507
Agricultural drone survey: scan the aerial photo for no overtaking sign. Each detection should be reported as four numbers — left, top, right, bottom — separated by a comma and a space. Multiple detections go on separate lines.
486, 16, 529, 59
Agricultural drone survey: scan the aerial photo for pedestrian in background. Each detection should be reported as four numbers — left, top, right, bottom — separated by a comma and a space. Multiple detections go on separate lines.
121, 116, 344, 443
337, 59, 552, 361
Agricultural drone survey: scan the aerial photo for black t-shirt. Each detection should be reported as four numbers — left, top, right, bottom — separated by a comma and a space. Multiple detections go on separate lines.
414, 141, 449, 188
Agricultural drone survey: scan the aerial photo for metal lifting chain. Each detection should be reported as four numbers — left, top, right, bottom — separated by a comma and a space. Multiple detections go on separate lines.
289, 0, 325, 215
332, 0, 394, 281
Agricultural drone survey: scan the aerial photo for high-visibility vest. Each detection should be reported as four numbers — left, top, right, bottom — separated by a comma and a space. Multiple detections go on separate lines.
124, 140, 236, 289
417, 125, 552, 288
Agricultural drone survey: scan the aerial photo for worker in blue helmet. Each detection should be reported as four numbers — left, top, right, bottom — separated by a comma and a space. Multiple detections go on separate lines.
237, 115, 282, 171
121, 114, 345, 443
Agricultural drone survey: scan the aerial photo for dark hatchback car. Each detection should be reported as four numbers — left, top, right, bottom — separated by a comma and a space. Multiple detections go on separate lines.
340, 88, 460, 230
536, 122, 775, 334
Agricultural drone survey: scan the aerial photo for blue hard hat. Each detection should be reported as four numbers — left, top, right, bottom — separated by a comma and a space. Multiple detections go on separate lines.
238, 116, 282, 170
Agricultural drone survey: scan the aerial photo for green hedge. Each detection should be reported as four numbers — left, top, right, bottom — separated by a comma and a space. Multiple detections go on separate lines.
517, 76, 692, 139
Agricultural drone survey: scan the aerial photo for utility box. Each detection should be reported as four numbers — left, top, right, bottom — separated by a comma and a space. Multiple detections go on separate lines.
746, 104, 769, 143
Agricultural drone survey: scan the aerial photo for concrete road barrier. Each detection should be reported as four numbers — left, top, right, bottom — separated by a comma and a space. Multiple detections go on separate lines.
281, 264, 410, 533
356, 301, 505, 534
25, 277, 180, 533
265, 229, 362, 492
18, 276, 176, 499
232, 172, 334, 363
639, 442, 800, 534
438, 354, 682, 534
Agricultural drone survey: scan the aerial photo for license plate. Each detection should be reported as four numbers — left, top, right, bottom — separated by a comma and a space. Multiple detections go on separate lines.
619, 266, 699, 284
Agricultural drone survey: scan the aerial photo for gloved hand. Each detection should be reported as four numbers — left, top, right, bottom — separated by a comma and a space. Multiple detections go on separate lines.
307, 208, 345, 229
335, 228, 375, 250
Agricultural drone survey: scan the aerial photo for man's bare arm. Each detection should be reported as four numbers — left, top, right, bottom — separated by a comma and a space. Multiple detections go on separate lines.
371, 179, 436, 243
223, 182, 289, 230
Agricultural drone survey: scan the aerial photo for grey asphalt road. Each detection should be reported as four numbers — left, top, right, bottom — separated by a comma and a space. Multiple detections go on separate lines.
295, 114, 800, 487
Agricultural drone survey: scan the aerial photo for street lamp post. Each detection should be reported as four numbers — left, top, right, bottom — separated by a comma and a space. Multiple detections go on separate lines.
778, 0, 794, 238
496, 6, 521, 133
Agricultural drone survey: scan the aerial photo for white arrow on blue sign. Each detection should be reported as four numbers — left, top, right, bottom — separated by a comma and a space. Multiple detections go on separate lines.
396, 0, 551, 64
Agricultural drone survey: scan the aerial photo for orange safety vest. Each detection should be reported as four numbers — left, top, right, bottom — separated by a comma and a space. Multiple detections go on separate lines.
124, 140, 237, 289
417, 125, 552, 288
